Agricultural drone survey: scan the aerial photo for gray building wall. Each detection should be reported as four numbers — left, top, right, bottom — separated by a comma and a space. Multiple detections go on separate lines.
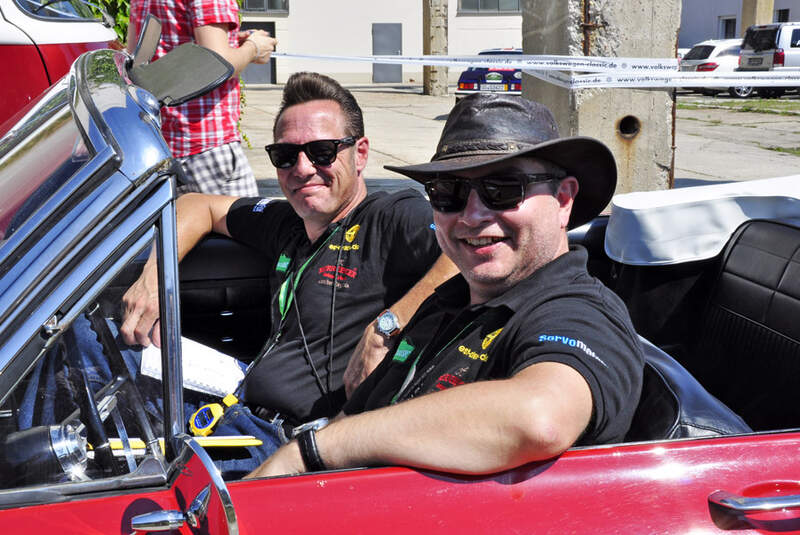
680, 0, 800, 47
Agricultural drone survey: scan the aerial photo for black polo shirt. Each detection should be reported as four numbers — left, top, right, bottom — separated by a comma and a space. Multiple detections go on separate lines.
344, 247, 644, 445
225, 190, 441, 421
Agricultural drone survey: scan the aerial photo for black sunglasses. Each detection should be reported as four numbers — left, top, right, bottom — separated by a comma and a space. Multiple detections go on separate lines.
265, 137, 356, 169
424, 173, 562, 213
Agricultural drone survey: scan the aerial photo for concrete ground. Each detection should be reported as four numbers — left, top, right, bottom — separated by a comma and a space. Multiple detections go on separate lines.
240, 85, 800, 195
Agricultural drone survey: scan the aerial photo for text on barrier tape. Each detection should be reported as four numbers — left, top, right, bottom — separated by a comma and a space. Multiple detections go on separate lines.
273, 52, 800, 89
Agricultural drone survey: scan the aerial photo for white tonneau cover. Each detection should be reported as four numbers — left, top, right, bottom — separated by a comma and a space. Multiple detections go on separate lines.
605, 175, 800, 265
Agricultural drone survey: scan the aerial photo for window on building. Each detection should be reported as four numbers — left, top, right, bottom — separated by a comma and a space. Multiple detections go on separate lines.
242, 0, 288, 13
775, 9, 790, 23
718, 16, 737, 39
459, 0, 521, 14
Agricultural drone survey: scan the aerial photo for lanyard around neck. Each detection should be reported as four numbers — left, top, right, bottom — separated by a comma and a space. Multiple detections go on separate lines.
277, 226, 341, 322
390, 318, 475, 404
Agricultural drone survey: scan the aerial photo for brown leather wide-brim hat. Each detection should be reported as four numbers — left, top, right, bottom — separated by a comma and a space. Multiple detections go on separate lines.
385, 93, 617, 228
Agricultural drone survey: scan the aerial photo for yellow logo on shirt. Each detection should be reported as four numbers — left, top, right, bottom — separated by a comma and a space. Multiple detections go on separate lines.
482, 328, 503, 350
345, 224, 361, 243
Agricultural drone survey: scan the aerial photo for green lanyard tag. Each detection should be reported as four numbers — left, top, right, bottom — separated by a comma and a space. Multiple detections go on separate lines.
390, 319, 476, 405
275, 254, 291, 273
392, 339, 415, 363
277, 226, 341, 322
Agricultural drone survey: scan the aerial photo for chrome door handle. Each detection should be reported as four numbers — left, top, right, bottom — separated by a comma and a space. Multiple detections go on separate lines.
131, 510, 185, 532
131, 483, 211, 532
709, 490, 800, 512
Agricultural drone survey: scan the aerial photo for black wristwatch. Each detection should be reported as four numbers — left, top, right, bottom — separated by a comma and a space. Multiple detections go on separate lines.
292, 417, 329, 472
376, 309, 401, 338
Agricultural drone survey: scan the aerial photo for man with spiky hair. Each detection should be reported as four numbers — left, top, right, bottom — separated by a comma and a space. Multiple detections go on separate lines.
122, 73, 455, 466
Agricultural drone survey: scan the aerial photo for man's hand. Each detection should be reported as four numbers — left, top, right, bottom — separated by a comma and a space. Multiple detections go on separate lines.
195, 25, 276, 76
120, 264, 161, 347
237, 29, 276, 65
245, 441, 306, 479
343, 320, 391, 398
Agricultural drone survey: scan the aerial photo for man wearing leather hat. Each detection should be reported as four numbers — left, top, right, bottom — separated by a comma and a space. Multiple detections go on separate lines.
248, 93, 644, 478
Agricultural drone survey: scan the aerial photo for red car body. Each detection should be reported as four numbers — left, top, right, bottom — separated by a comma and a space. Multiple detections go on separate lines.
3, 434, 800, 533
0, 0, 115, 128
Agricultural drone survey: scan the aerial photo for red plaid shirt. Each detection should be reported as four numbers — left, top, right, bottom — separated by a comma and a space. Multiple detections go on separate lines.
130, 0, 241, 157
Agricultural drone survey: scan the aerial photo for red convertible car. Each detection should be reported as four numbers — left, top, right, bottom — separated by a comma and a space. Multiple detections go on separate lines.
1, 40, 800, 534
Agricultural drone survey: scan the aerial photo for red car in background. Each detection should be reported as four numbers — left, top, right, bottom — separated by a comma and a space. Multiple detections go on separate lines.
0, 0, 115, 128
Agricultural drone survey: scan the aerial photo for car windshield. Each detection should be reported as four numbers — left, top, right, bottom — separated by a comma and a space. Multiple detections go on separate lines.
683, 45, 714, 60
742, 27, 778, 51
14, 0, 97, 21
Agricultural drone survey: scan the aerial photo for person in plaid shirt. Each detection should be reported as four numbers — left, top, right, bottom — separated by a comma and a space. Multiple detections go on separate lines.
127, 0, 276, 196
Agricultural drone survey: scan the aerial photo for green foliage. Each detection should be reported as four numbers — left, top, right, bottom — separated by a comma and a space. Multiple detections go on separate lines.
93, 0, 130, 43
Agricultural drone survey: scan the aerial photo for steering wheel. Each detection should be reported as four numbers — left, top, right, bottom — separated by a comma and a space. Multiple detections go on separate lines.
67, 306, 163, 476
69, 362, 120, 476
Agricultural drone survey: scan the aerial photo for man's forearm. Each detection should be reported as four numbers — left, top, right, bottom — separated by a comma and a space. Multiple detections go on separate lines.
194, 25, 273, 77
389, 254, 457, 327
174, 193, 231, 260
121, 194, 236, 346
342, 254, 457, 397
320, 363, 590, 475
320, 383, 543, 474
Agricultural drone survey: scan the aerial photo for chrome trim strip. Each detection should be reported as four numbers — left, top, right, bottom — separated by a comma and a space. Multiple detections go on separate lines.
157, 181, 183, 455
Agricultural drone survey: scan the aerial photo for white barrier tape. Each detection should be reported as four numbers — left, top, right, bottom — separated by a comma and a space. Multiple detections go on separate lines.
273, 51, 800, 90
272, 52, 678, 73
566, 70, 800, 89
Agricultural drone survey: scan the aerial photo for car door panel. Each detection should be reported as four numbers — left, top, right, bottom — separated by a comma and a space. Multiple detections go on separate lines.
1, 438, 235, 534
230, 432, 800, 533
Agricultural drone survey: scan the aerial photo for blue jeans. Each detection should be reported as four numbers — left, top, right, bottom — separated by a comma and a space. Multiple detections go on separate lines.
17, 313, 284, 479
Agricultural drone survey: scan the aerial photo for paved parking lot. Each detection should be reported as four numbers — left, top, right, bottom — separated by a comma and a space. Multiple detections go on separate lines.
675, 90, 800, 185
240, 85, 800, 195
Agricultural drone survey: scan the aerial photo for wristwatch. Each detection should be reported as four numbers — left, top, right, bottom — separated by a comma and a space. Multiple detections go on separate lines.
376, 309, 401, 338
292, 417, 329, 472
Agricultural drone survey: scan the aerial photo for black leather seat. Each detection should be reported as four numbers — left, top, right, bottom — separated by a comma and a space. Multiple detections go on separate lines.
687, 219, 800, 431
625, 337, 751, 442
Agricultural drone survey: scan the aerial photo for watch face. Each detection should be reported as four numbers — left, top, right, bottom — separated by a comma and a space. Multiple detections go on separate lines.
378, 315, 393, 332
378, 311, 398, 334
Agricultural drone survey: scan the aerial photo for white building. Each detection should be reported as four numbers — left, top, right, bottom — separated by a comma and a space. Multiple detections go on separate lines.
246, 1, 800, 84
240, 0, 521, 85
679, 0, 800, 48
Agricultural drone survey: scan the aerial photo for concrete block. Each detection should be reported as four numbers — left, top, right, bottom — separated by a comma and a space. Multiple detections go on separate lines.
523, 0, 681, 194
